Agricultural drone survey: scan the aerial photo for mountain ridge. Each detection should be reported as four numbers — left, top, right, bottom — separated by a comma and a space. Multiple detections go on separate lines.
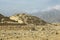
32, 9, 60, 23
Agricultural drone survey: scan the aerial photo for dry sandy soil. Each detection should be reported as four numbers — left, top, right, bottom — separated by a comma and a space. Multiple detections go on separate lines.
0, 24, 60, 40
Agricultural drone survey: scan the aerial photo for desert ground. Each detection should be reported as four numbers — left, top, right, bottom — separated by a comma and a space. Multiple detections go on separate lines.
0, 23, 60, 40
0, 14, 60, 40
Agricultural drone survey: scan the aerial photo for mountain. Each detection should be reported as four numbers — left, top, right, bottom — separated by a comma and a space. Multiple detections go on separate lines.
32, 9, 60, 23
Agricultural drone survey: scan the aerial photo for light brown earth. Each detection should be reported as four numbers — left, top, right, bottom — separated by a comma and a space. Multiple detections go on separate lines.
0, 13, 60, 40
0, 24, 60, 40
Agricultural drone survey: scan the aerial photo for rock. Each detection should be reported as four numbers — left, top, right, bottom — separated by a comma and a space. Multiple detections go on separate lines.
9, 16, 19, 21
18, 20, 24, 24
10, 13, 47, 25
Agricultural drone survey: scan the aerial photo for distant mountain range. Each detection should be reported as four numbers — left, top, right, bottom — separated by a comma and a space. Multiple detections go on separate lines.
32, 8, 60, 23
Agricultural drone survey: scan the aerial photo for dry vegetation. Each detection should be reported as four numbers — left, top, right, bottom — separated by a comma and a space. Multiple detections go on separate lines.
0, 13, 60, 40
0, 24, 60, 40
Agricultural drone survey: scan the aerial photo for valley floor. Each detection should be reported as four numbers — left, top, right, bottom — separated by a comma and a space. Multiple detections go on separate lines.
0, 24, 60, 40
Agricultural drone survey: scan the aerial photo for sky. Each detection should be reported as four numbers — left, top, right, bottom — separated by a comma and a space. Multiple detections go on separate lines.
0, 0, 60, 16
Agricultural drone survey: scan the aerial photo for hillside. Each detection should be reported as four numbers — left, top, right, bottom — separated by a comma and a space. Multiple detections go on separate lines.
9, 13, 47, 25
32, 9, 60, 23
0, 14, 4, 22
0, 22, 60, 40
0, 13, 60, 40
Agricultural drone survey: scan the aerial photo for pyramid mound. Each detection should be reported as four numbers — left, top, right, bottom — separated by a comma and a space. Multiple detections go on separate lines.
10, 13, 47, 25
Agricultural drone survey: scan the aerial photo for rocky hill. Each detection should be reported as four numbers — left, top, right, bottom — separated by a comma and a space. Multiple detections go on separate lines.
10, 13, 47, 25
0, 14, 17, 24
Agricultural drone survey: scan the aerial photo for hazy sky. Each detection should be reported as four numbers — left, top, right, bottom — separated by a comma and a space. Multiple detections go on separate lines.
0, 0, 60, 16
